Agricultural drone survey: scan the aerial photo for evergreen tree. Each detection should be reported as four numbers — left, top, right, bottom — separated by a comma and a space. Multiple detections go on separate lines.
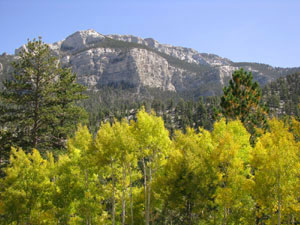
0, 37, 87, 158
50, 67, 88, 149
220, 68, 269, 138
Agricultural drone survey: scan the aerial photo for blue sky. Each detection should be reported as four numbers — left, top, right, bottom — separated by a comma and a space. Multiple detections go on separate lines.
0, 0, 299, 67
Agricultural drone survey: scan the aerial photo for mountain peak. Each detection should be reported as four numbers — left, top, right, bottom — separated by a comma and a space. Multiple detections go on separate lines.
60, 29, 105, 52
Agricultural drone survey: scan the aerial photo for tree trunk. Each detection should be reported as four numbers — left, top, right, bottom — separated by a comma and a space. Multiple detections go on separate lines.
278, 194, 281, 225
214, 210, 216, 225
188, 200, 192, 225
148, 163, 152, 225
33, 71, 40, 148
85, 169, 90, 225
277, 171, 281, 225
122, 165, 126, 225
222, 206, 227, 225
142, 158, 149, 225
111, 162, 116, 225
129, 165, 134, 225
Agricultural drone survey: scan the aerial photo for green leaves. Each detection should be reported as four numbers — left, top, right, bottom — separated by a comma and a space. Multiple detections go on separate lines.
0, 37, 87, 156
220, 68, 269, 142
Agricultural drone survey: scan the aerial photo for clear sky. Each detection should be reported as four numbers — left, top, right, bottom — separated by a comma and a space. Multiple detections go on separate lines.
0, 0, 299, 68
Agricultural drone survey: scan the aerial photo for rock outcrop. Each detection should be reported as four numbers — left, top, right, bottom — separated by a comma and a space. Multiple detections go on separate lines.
5, 29, 300, 96
46, 30, 236, 95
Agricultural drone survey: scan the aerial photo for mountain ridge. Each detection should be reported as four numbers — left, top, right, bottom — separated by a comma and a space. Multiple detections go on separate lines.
2, 29, 300, 97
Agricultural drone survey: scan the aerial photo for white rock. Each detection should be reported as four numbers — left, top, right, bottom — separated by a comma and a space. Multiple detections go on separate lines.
12, 29, 284, 96
14, 44, 27, 55
107, 33, 233, 66
61, 55, 70, 65
61, 29, 105, 51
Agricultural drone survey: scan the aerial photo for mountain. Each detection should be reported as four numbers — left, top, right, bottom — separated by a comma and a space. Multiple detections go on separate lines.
2, 30, 300, 133
0, 53, 15, 88
3, 29, 300, 98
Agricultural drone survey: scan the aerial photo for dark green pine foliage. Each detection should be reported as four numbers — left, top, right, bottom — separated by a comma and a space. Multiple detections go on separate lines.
262, 72, 300, 119
0, 38, 87, 158
49, 67, 88, 149
194, 97, 210, 129
220, 68, 269, 136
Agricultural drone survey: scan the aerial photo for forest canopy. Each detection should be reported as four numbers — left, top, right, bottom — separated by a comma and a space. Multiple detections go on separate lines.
0, 109, 300, 225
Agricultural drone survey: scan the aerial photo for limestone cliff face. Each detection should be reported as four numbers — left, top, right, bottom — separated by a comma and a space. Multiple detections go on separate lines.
44, 30, 234, 95
62, 47, 176, 91
107, 34, 231, 66
9, 29, 300, 96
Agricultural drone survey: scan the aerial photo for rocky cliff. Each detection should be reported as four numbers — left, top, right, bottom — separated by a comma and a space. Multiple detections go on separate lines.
3, 29, 300, 97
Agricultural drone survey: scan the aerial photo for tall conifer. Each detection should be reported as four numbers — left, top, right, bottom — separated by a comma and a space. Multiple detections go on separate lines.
0, 37, 87, 158
220, 68, 269, 140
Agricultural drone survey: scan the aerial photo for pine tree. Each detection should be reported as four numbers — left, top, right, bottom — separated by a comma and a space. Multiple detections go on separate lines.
50, 67, 88, 149
220, 68, 269, 139
0, 38, 87, 161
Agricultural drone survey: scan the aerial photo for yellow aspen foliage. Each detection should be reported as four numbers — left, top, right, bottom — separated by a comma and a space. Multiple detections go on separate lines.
131, 108, 172, 225
251, 118, 300, 224
154, 127, 215, 224
0, 148, 55, 224
212, 119, 255, 225
94, 118, 139, 225
54, 124, 106, 224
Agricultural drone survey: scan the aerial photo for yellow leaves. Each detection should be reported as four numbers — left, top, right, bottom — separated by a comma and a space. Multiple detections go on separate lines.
208, 119, 256, 222
93, 119, 139, 183
4, 108, 300, 224
133, 108, 171, 157
215, 186, 234, 207
212, 119, 251, 167
67, 124, 92, 154
1, 147, 56, 224
250, 118, 300, 222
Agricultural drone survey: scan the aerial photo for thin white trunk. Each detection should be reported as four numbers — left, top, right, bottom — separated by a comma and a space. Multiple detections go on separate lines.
122, 165, 126, 225
85, 169, 90, 225
129, 165, 134, 225
277, 171, 281, 225
222, 206, 227, 225
148, 162, 152, 225
142, 158, 149, 225
111, 162, 116, 225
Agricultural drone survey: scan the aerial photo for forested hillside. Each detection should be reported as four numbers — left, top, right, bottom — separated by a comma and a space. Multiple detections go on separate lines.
81, 86, 220, 134
83, 72, 300, 135
263, 72, 300, 118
